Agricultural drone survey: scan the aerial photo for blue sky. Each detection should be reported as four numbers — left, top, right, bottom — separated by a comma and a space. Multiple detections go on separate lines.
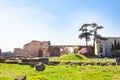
0, 0, 120, 52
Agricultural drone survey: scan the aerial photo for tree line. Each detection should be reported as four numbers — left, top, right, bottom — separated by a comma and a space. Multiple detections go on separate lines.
111, 40, 120, 51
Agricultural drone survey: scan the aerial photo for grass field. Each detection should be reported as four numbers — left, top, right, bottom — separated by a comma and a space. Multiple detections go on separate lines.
0, 54, 119, 80
0, 63, 120, 80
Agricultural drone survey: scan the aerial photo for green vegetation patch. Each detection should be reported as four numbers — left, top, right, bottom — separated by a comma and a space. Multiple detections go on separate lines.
1, 63, 120, 80
60, 54, 87, 60
50, 54, 87, 62
50, 54, 115, 62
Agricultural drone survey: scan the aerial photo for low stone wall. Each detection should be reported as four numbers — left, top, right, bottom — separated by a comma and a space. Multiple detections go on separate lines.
1, 57, 119, 66
48, 61, 117, 66
0, 59, 5, 63
48, 61, 60, 65
61, 62, 117, 66
0, 57, 49, 66
21, 57, 49, 64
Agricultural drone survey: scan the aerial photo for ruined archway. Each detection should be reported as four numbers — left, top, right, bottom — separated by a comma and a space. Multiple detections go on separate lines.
38, 49, 43, 57
52, 47, 60, 56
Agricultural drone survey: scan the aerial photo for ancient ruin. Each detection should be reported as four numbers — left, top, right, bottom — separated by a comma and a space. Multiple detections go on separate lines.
13, 40, 84, 57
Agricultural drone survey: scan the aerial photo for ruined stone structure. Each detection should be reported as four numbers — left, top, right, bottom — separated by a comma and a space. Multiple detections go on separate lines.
23, 40, 49, 57
14, 41, 50, 57
13, 40, 85, 57
13, 48, 23, 56
49, 45, 81, 56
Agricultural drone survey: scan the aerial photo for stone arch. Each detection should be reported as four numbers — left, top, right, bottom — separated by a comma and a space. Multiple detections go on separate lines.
38, 49, 43, 57
52, 47, 60, 56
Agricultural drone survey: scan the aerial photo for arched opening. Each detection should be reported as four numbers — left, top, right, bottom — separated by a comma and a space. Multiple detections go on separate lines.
68, 47, 74, 54
52, 47, 60, 56
38, 49, 43, 57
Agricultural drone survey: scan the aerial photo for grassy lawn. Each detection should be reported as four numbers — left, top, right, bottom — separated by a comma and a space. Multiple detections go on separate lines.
0, 54, 118, 80
0, 63, 120, 80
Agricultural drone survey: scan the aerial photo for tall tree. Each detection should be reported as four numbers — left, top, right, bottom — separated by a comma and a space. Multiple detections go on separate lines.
114, 39, 117, 50
90, 23, 103, 39
79, 23, 92, 46
116, 42, 120, 50
90, 23, 104, 53
111, 43, 114, 51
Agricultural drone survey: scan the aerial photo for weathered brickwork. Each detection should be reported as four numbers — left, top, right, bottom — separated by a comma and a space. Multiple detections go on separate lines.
13, 40, 85, 57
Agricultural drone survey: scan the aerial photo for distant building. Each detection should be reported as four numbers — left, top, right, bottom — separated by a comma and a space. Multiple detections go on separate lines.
95, 37, 120, 57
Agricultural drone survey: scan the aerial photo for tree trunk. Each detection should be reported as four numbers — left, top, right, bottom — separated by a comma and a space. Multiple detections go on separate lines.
93, 30, 96, 54
85, 36, 88, 46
